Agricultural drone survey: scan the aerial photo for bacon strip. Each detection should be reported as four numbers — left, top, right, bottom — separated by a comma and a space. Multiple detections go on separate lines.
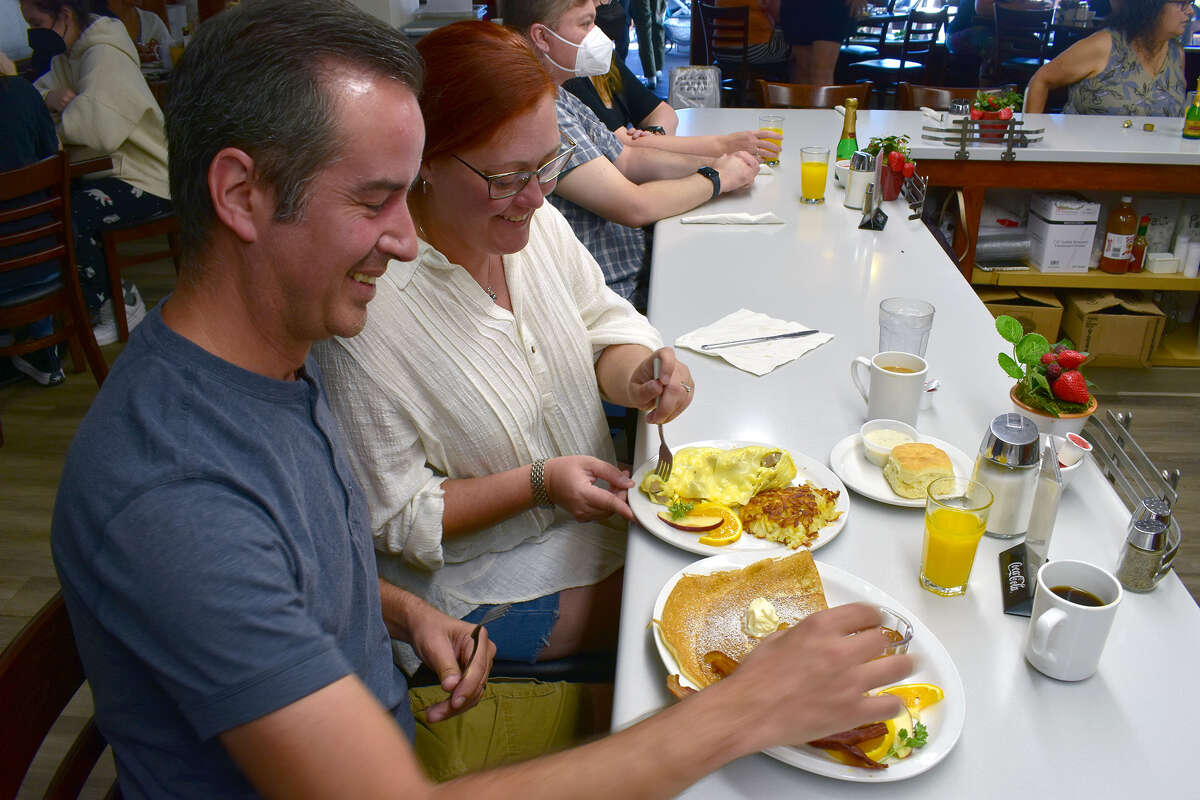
666, 674, 697, 699
807, 722, 889, 770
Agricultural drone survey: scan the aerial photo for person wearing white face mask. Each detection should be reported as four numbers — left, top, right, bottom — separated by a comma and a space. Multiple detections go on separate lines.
503, 0, 758, 309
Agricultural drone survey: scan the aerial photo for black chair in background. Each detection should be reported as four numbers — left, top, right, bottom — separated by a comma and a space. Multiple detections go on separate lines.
993, 3, 1052, 87
694, 1, 787, 106
847, 7, 949, 107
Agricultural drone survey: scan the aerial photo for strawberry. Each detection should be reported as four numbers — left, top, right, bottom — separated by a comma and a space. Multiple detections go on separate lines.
1051, 370, 1089, 404
1056, 349, 1087, 369
1046, 362, 1062, 381
902, 161, 916, 179
887, 150, 906, 173
998, 106, 1014, 120
1040, 353, 1057, 364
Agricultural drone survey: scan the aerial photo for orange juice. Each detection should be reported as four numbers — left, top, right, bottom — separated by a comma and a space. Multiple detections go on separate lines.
761, 127, 783, 166
920, 507, 987, 595
800, 161, 828, 203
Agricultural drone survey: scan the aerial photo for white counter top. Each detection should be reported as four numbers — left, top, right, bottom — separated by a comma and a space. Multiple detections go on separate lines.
610, 109, 1200, 797
678, 107, 1200, 165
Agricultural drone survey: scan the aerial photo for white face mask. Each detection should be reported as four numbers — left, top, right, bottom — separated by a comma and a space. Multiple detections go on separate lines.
540, 24, 614, 77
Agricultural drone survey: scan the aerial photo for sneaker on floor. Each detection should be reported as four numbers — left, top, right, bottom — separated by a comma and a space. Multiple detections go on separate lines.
11, 346, 65, 387
93, 281, 147, 346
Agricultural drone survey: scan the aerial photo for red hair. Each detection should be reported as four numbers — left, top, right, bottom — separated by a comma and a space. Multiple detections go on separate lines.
416, 21, 557, 164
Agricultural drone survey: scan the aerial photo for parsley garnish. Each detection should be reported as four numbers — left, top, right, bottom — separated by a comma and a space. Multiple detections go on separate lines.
668, 501, 694, 520
885, 721, 928, 760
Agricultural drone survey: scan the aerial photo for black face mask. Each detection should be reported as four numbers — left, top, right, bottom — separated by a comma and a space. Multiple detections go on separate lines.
27, 26, 67, 80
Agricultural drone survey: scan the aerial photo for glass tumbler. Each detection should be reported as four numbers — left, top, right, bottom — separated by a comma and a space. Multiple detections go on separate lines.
920, 477, 994, 597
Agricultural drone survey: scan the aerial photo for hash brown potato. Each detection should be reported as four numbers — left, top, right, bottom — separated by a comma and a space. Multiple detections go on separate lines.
738, 483, 843, 549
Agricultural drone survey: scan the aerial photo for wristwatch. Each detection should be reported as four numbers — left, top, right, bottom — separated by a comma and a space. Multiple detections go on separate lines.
696, 166, 720, 201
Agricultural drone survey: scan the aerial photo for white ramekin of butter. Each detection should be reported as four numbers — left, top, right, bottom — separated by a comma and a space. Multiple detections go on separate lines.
860, 419, 919, 466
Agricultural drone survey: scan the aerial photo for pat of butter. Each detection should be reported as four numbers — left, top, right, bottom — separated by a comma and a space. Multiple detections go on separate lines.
744, 597, 780, 638
864, 428, 914, 450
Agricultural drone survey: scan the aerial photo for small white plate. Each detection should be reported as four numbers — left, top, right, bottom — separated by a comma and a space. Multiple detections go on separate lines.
630, 439, 849, 556
651, 551, 966, 782
828, 433, 974, 508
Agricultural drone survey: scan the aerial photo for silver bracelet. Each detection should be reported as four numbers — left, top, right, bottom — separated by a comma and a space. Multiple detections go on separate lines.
530, 458, 553, 508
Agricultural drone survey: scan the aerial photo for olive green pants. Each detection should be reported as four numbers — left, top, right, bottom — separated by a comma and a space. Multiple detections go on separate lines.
410, 680, 609, 782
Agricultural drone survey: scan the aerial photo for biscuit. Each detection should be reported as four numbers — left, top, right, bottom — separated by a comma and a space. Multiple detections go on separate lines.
883, 442, 953, 499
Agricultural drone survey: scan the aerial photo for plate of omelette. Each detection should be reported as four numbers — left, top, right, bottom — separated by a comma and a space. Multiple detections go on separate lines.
630, 440, 849, 556
651, 551, 966, 782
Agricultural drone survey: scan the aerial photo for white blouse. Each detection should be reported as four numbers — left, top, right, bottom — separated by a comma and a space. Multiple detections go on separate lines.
315, 203, 663, 629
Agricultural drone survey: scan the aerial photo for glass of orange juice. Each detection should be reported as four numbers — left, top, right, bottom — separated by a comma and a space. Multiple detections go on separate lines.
757, 114, 783, 166
800, 146, 829, 205
920, 476, 993, 596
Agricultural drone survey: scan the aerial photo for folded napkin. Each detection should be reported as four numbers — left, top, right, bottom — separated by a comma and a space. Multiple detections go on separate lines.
679, 211, 784, 225
758, 163, 773, 175
675, 308, 834, 376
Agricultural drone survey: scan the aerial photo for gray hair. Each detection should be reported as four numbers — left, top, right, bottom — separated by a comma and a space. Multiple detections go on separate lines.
165, 0, 423, 263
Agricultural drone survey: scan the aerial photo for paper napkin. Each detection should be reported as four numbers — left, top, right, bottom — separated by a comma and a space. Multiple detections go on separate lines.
674, 309, 834, 376
679, 212, 784, 225
757, 163, 773, 175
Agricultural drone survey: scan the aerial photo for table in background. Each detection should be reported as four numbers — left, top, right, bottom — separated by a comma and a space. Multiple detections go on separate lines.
611, 108, 1200, 797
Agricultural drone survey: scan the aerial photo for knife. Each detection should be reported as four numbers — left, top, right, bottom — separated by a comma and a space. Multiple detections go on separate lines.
700, 329, 821, 350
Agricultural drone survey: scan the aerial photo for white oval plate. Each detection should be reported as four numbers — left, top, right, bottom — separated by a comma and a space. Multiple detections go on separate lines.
630, 439, 849, 556
828, 433, 974, 508
651, 551, 966, 782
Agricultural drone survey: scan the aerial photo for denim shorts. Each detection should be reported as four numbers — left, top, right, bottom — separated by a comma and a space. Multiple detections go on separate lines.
463, 593, 560, 663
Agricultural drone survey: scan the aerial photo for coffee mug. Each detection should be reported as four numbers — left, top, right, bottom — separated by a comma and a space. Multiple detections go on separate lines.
1023, 560, 1123, 681
850, 351, 927, 426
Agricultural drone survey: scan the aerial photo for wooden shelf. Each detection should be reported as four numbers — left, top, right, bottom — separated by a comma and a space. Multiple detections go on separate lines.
1151, 321, 1200, 367
971, 266, 1200, 290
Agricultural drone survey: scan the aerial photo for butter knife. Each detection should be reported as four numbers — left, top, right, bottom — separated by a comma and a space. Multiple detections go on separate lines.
700, 330, 821, 350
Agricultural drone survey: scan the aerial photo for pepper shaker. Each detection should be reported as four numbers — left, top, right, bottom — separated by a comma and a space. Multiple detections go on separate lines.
1115, 517, 1169, 592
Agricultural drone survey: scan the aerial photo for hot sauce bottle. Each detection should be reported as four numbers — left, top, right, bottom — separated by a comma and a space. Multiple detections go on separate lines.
1099, 196, 1137, 274
1129, 215, 1150, 273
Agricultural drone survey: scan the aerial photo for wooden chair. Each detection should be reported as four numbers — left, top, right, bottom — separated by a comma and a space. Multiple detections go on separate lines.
694, 1, 786, 106
993, 3, 1052, 86
847, 8, 949, 106
99, 211, 180, 342
0, 152, 108, 444
757, 81, 873, 109
0, 592, 121, 799
897, 82, 1011, 110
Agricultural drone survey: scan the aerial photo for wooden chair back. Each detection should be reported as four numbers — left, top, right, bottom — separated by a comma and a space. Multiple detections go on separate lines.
0, 592, 120, 798
757, 81, 873, 109
0, 153, 107, 441
695, 1, 749, 69
897, 82, 1010, 110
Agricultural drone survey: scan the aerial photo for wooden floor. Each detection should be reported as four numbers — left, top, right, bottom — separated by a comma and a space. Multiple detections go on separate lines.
3, 250, 1198, 795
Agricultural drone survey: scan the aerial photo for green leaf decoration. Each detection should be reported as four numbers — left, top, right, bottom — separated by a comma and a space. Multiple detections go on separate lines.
1030, 370, 1051, 399
995, 315, 1023, 344
997, 353, 1024, 379
1015, 332, 1050, 365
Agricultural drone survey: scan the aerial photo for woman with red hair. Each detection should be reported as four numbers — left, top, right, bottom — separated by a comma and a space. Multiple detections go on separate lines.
314, 21, 694, 668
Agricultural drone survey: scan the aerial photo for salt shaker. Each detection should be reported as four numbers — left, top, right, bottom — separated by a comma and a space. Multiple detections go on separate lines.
845, 150, 874, 211
972, 413, 1041, 539
1023, 440, 1063, 572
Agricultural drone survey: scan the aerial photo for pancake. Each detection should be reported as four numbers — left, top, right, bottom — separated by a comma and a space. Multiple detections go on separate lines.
739, 483, 842, 549
658, 551, 828, 688
640, 445, 797, 507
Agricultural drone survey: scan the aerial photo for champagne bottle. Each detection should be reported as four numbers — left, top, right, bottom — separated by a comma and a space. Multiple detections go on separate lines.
1184, 77, 1200, 140
837, 98, 859, 162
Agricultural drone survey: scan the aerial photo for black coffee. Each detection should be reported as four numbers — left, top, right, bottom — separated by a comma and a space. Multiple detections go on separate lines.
1050, 585, 1106, 607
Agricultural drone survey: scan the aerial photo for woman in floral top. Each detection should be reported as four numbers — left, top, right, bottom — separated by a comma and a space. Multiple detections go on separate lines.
1024, 0, 1191, 115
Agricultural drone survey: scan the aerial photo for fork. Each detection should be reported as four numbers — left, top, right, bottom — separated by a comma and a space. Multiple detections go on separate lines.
467, 602, 512, 668
653, 356, 673, 482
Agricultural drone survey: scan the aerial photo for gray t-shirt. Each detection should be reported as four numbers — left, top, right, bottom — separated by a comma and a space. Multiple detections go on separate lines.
52, 305, 412, 799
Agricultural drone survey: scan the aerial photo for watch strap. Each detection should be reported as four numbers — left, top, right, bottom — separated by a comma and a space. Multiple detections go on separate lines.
696, 166, 720, 201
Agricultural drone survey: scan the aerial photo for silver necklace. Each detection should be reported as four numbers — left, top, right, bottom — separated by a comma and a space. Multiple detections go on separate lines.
484, 255, 497, 302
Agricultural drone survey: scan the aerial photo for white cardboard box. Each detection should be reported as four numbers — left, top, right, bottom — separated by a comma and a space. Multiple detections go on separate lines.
1028, 211, 1097, 272
1029, 192, 1102, 223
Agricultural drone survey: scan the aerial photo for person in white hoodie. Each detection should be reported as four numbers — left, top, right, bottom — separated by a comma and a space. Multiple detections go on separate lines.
22, 0, 170, 344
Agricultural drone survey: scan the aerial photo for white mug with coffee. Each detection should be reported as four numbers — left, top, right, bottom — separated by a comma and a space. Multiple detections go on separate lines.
850, 351, 928, 426
1024, 560, 1123, 681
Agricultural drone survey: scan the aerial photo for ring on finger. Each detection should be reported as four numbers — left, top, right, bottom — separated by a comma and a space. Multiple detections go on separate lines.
681, 383, 693, 394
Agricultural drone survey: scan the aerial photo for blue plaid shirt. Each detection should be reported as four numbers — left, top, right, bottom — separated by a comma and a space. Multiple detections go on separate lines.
550, 88, 649, 309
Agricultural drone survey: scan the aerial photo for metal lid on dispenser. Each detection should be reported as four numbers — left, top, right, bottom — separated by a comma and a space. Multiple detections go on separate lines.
1126, 518, 1169, 552
1133, 496, 1172, 526
850, 150, 875, 171
978, 413, 1041, 468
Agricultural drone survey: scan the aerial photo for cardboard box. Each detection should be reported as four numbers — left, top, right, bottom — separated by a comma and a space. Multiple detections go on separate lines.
1028, 211, 1097, 272
1027, 192, 1101, 271
978, 287, 1064, 342
1061, 290, 1166, 368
